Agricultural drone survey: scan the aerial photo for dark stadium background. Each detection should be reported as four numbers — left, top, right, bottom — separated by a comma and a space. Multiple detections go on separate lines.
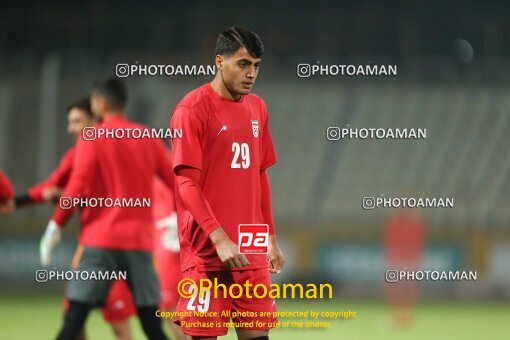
0, 1, 509, 339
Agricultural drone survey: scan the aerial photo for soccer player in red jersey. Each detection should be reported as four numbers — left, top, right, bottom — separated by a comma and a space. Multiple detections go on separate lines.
0, 170, 14, 213
14, 97, 137, 339
48, 78, 172, 340
170, 26, 285, 339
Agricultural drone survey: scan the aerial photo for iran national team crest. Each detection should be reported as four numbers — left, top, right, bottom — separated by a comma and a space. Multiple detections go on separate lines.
251, 119, 259, 138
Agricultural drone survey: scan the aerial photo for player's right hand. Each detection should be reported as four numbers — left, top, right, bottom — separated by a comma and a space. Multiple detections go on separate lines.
209, 227, 250, 269
40, 219, 62, 266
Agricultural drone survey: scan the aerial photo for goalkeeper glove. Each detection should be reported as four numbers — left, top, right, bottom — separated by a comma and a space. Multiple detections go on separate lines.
40, 219, 61, 267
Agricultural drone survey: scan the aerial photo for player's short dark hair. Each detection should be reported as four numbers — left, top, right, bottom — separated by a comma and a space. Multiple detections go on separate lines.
66, 96, 93, 118
91, 77, 127, 110
215, 26, 264, 58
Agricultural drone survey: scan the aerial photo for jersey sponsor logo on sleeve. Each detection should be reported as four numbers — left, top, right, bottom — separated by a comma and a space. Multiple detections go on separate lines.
251, 119, 259, 138
238, 224, 268, 254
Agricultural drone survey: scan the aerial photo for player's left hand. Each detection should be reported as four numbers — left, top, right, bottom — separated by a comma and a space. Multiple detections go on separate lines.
40, 219, 62, 266
267, 235, 285, 274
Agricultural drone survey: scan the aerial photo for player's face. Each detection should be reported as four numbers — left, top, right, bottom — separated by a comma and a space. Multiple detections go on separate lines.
67, 108, 92, 137
90, 94, 107, 119
219, 47, 261, 96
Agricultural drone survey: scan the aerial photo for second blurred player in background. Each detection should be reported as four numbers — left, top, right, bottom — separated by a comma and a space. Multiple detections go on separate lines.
46, 78, 173, 340
152, 175, 186, 340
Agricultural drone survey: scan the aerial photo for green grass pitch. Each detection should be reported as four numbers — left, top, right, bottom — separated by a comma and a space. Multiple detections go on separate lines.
0, 294, 507, 339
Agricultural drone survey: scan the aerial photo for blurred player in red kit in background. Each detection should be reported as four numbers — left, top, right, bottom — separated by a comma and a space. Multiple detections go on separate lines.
384, 208, 426, 327
153, 174, 186, 340
170, 26, 285, 339
46, 78, 172, 340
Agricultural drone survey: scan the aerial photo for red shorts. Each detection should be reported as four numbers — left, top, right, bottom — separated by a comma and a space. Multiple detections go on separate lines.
174, 267, 278, 337
102, 280, 137, 323
155, 250, 181, 311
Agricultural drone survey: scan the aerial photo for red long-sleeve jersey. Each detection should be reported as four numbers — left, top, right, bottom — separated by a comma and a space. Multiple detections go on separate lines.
171, 84, 277, 272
